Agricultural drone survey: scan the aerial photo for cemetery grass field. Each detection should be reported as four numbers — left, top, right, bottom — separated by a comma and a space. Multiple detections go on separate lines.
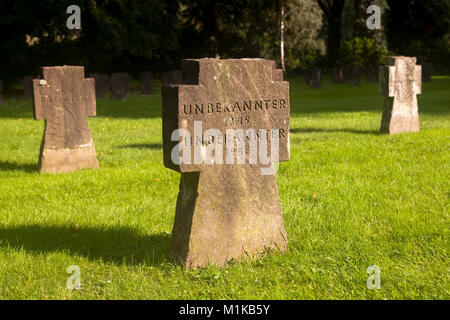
0, 76, 448, 300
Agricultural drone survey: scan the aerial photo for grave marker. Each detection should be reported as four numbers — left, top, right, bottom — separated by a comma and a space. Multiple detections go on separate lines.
347, 66, 361, 86
23, 76, 34, 99
110, 72, 131, 100
0, 80, 3, 105
304, 68, 312, 85
139, 71, 154, 95
32, 66, 99, 173
162, 58, 289, 268
307, 67, 321, 88
379, 56, 421, 134
90, 73, 110, 97
273, 68, 284, 81
331, 67, 345, 83
366, 66, 379, 82
421, 62, 432, 82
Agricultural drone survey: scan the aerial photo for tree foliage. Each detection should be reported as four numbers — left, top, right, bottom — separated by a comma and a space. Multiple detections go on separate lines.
0, 0, 448, 86
316, 0, 346, 66
385, 0, 450, 69
283, 0, 325, 70
341, 37, 387, 67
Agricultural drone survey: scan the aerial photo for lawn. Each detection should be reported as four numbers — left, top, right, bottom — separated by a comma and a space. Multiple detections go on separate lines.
0, 76, 448, 299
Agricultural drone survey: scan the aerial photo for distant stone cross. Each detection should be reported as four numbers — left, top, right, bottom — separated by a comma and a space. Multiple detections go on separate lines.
379, 56, 422, 134
110, 72, 131, 100
139, 71, 154, 95
0, 80, 3, 105
162, 58, 290, 268
33, 66, 99, 173
90, 73, 110, 98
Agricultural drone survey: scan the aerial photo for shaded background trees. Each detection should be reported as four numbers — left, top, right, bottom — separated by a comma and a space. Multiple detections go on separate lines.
1, 0, 448, 87
1, 0, 181, 85
316, 0, 345, 67
385, 0, 450, 66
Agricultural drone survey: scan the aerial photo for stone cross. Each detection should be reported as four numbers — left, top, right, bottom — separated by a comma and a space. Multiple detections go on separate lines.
331, 67, 345, 83
23, 76, 34, 99
110, 72, 131, 100
0, 80, 3, 106
162, 58, 290, 268
32, 66, 99, 173
347, 66, 361, 86
379, 56, 421, 134
273, 68, 284, 81
421, 62, 432, 82
366, 66, 378, 83
139, 71, 154, 95
90, 73, 110, 98
306, 67, 321, 88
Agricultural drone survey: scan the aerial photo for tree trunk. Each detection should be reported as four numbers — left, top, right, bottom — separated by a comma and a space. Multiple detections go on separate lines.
326, 15, 342, 66
317, 0, 345, 67
205, 0, 219, 58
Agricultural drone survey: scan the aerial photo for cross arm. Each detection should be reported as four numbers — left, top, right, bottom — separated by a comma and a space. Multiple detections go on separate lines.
414, 65, 422, 95
379, 65, 395, 97
32, 79, 50, 120
84, 78, 97, 116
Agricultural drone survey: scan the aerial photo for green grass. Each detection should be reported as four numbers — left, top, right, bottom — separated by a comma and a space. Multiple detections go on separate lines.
0, 76, 448, 299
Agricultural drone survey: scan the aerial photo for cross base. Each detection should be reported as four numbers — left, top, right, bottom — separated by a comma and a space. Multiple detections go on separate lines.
39, 140, 99, 174
171, 165, 287, 268
380, 98, 420, 134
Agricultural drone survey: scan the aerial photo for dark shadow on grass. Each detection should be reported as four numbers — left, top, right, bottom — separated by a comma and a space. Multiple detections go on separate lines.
0, 161, 38, 172
0, 224, 173, 266
117, 143, 163, 149
290, 128, 379, 135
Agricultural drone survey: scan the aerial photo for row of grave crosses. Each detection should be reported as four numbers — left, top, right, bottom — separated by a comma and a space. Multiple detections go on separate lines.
28, 57, 422, 268
30, 57, 421, 174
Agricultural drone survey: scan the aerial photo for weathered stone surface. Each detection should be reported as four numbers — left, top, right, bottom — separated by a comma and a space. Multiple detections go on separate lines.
23, 76, 34, 99
162, 58, 290, 268
366, 66, 379, 83
110, 72, 131, 100
139, 71, 154, 95
347, 66, 361, 86
32, 66, 99, 173
273, 68, 284, 81
306, 67, 321, 88
421, 62, 432, 82
379, 56, 421, 134
172, 165, 287, 268
162, 70, 182, 85
90, 73, 110, 97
